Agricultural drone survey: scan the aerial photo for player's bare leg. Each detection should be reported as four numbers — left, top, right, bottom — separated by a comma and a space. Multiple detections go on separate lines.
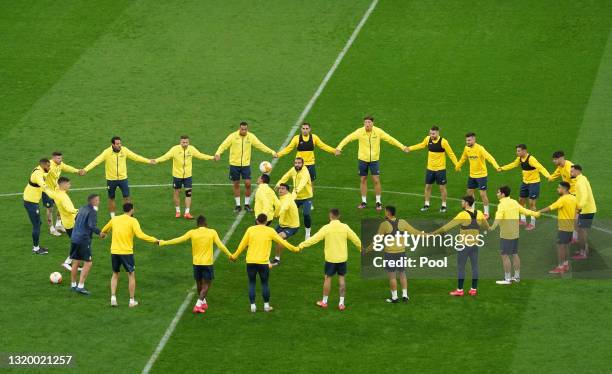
108, 198, 116, 217
497, 254, 512, 285
317, 275, 332, 308
244, 179, 252, 212
70, 260, 80, 288
272, 232, 287, 266
127, 272, 137, 307
512, 254, 521, 282
358, 176, 368, 208
372, 175, 382, 210
232, 180, 241, 212
46, 207, 59, 236
527, 198, 537, 229
399, 272, 409, 301
421, 184, 432, 211
386, 271, 399, 302
577, 227, 589, 258
439, 184, 448, 212
110, 272, 120, 306
338, 275, 346, 310
173, 189, 181, 217
184, 189, 193, 219
518, 197, 527, 225
479, 189, 490, 217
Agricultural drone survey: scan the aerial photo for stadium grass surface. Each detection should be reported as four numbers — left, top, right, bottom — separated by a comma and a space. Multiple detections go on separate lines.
1, 1, 611, 373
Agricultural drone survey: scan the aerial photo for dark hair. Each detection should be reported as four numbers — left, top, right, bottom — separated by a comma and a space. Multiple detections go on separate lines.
498, 186, 511, 197
364, 116, 374, 122
278, 183, 289, 190
57, 176, 70, 184
430, 126, 439, 132
39, 158, 50, 164
385, 205, 396, 216
52, 151, 62, 157
260, 174, 270, 184
572, 164, 582, 171
87, 194, 99, 203
462, 195, 475, 207
329, 208, 340, 218
516, 144, 527, 150
256, 213, 268, 224
180, 135, 189, 140
302, 122, 311, 127
465, 132, 476, 138
239, 121, 248, 127
111, 136, 121, 144
559, 181, 571, 190
197, 215, 207, 227
552, 150, 565, 159
123, 203, 134, 213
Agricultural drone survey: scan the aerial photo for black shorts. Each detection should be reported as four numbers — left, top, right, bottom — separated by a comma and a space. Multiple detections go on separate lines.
306, 164, 317, 181
111, 254, 135, 273
107, 179, 130, 199
425, 169, 447, 185
467, 177, 488, 190
276, 225, 298, 238
324, 261, 347, 276
384, 252, 407, 273
557, 230, 573, 244
358, 160, 380, 176
578, 213, 595, 228
500, 238, 519, 255
173, 176, 193, 189
193, 265, 214, 281
520, 182, 540, 199
70, 242, 92, 262
229, 165, 251, 181
42, 192, 55, 208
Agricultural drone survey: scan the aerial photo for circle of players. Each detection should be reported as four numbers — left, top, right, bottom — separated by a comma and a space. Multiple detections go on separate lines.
23, 118, 597, 312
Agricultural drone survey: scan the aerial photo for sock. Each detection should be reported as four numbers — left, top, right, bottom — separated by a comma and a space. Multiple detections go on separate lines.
572, 231, 578, 240
244, 196, 251, 205
110, 212, 116, 218
424, 200, 430, 206
402, 289, 408, 298
339, 297, 345, 305
375, 195, 381, 204
274, 256, 280, 261
441, 201, 446, 207
361, 195, 367, 203
305, 228, 311, 237
530, 217, 536, 226
175, 206, 180, 213
504, 272, 511, 281
520, 214, 526, 222
77, 282, 84, 288
55, 219, 62, 227
64, 256, 72, 264
196, 299, 203, 307
514, 270, 520, 278
264, 302, 270, 309
322, 295, 328, 303
185, 208, 190, 214
71, 282, 77, 288
130, 298, 135, 303
484, 205, 490, 215
391, 290, 398, 300
202, 298, 207, 304
250, 303, 257, 311
33, 246, 40, 250
234, 197, 240, 206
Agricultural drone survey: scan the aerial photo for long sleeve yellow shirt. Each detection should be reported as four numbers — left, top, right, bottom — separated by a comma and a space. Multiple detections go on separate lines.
46, 161, 79, 190
457, 143, 500, 178
43, 189, 78, 229
574, 174, 597, 214
548, 194, 577, 232
299, 220, 361, 263
233, 225, 299, 264
500, 154, 551, 183
160, 227, 231, 265
155, 145, 213, 178
278, 193, 300, 228
275, 166, 312, 200
254, 184, 280, 222
23, 165, 47, 203
549, 160, 576, 194
101, 214, 157, 254
408, 136, 458, 171
84, 146, 149, 180
277, 134, 335, 165
336, 126, 405, 162
215, 131, 275, 166
491, 197, 540, 239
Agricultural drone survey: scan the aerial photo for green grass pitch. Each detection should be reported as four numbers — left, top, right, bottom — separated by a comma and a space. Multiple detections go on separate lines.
1, 1, 612, 373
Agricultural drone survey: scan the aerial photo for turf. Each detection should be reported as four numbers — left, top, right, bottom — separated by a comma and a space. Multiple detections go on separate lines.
1, 1, 611, 373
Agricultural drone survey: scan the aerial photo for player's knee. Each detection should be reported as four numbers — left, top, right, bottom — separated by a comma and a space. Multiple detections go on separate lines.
185, 189, 192, 197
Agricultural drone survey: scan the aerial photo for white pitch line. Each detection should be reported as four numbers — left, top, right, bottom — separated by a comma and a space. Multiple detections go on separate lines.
141, 1, 379, 372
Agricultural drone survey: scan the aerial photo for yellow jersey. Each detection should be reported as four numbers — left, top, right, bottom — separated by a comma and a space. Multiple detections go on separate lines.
548, 194, 577, 232
278, 193, 299, 228
23, 165, 48, 203
84, 146, 149, 180
160, 227, 231, 265
337, 126, 405, 162
254, 183, 280, 222
43, 189, 78, 229
492, 197, 540, 239
299, 219, 361, 263
500, 154, 551, 183
575, 174, 597, 214
408, 136, 458, 171
46, 161, 79, 191
277, 134, 335, 165
155, 145, 214, 178
457, 143, 500, 178
233, 225, 298, 264
276, 166, 312, 200
215, 131, 275, 167
549, 160, 576, 194
375, 218, 421, 253
101, 214, 157, 254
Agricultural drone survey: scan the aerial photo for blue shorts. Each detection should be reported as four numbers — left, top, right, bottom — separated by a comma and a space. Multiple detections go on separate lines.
70, 241, 92, 262
173, 176, 192, 189
193, 265, 214, 281
467, 177, 488, 190
229, 165, 251, 181
42, 192, 55, 208
324, 261, 347, 276
111, 254, 135, 273
425, 169, 447, 185
107, 179, 130, 199
276, 224, 298, 238
520, 182, 540, 199
557, 230, 573, 244
295, 199, 312, 215
306, 164, 316, 181
358, 160, 380, 176
578, 213, 595, 228
384, 252, 407, 273
500, 238, 519, 255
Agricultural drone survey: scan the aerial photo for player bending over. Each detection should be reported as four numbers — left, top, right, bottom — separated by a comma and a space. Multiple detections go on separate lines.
271, 183, 300, 266
275, 157, 313, 239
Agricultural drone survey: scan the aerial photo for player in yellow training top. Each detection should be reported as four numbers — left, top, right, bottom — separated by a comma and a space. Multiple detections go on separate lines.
83, 136, 154, 218
499, 144, 551, 230
44, 151, 81, 236
456, 132, 500, 218
336, 116, 409, 211
270, 183, 300, 266
254, 174, 280, 224
570, 164, 597, 260
407, 126, 458, 212
275, 157, 313, 239
23, 158, 51, 255
160, 215, 232, 314
215, 122, 277, 214
538, 182, 577, 275
43, 177, 79, 271
154, 135, 214, 219
548, 151, 576, 194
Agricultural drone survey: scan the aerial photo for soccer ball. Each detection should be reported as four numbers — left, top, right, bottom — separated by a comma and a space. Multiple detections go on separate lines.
259, 161, 272, 174
50, 272, 62, 284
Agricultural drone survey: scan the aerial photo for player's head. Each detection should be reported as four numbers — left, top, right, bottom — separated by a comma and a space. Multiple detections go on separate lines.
363, 116, 374, 130
278, 183, 289, 196
461, 195, 475, 209
465, 132, 476, 147
301, 122, 311, 136
294, 157, 304, 171
123, 202, 134, 215
239, 121, 249, 136
570, 164, 582, 177
557, 181, 570, 195
256, 213, 268, 225
111, 136, 122, 151
88, 194, 100, 208
180, 135, 190, 147
329, 208, 340, 221
57, 176, 71, 191
497, 185, 511, 199
258, 174, 270, 185
197, 215, 207, 227
385, 205, 396, 219
516, 144, 528, 157
552, 150, 565, 166
429, 126, 440, 139
51, 151, 63, 164
39, 158, 51, 172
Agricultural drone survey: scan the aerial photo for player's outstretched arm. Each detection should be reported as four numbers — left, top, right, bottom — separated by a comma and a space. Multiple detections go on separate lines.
484, 148, 501, 170
154, 148, 174, 164
212, 231, 233, 258
192, 146, 215, 161
530, 156, 551, 179
159, 232, 191, 246
408, 136, 429, 152
276, 135, 298, 158
214, 133, 233, 159
378, 128, 407, 151
231, 231, 250, 260
346, 225, 362, 252
336, 129, 359, 153
313, 135, 336, 155
548, 167, 561, 181
83, 148, 108, 172
250, 133, 276, 157
61, 162, 80, 174
298, 226, 326, 249
272, 233, 299, 253
456, 149, 467, 171
132, 220, 158, 243
124, 147, 151, 164
443, 139, 459, 166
